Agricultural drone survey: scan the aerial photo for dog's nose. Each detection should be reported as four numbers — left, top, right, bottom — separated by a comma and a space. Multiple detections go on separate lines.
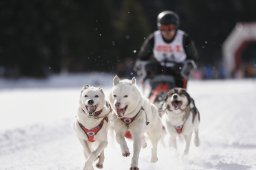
88, 99, 94, 105
115, 102, 120, 108
173, 94, 178, 99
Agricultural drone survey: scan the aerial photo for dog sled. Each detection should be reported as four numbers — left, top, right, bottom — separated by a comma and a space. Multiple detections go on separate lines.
135, 60, 195, 102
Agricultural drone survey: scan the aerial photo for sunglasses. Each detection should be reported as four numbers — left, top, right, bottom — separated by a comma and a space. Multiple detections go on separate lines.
160, 25, 177, 32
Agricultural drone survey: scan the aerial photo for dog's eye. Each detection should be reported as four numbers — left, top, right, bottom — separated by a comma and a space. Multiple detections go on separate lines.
113, 95, 117, 98
180, 90, 187, 94
124, 95, 128, 98
84, 95, 88, 97
95, 95, 99, 98
168, 92, 174, 97
179, 93, 184, 96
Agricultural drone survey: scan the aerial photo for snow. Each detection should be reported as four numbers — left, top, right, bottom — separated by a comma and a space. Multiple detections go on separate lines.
0, 73, 256, 170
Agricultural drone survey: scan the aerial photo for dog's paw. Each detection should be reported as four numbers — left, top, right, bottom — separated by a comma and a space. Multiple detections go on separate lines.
122, 150, 130, 157
96, 163, 103, 169
83, 165, 94, 170
184, 149, 189, 155
150, 156, 158, 163
130, 167, 139, 170
84, 161, 94, 170
194, 137, 200, 147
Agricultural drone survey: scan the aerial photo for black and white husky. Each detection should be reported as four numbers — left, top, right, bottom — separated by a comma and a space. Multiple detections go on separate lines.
162, 87, 200, 154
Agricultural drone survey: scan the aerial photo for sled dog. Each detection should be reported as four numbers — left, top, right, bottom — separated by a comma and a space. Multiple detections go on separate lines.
73, 85, 111, 170
162, 87, 200, 154
109, 75, 163, 170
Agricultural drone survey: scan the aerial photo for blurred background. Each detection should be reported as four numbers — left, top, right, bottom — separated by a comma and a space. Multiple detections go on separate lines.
0, 0, 256, 80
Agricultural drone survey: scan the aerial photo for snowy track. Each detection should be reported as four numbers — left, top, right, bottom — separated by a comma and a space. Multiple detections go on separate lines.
0, 76, 256, 170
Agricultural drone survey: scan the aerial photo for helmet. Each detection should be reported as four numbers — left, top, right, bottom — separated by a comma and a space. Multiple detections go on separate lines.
157, 11, 180, 28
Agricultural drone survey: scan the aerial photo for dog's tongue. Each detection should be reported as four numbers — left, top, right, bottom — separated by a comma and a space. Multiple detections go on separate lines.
87, 105, 97, 113
172, 100, 182, 109
117, 108, 125, 117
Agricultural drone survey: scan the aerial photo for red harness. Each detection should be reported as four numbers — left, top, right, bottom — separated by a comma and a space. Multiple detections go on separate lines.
120, 113, 139, 139
119, 107, 148, 139
175, 125, 183, 134
119, 107, 147, 126
120, 114, 139, 126
79, 118, 107, 142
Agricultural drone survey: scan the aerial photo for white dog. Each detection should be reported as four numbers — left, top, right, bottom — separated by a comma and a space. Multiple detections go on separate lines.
162, 87, 200, 154
109, 75, 163, 170
73, 85, 112, 170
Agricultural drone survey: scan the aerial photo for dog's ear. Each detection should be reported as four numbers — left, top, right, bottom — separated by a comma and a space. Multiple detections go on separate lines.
99, 87, 104, 94
183, 90, 192, 106
189, 97, 195, 108
81, 84, 90, 93
131, 77, 136, 85
113, 75, 120, 86
189, 97, 199, 121
167, 89, 174, 98
163, 93, 169, 101
108, 91, 114, 105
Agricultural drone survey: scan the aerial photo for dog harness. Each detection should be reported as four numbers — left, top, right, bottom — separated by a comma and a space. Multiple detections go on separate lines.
120, 113, 139, 126
166, 105, 191, 134
175, 125, 183, 134
79, 117, 108, 142
118, 107, 149, 139
119, 107, 149, 127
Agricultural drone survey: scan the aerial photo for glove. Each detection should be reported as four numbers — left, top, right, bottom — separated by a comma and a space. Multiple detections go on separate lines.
181, 60, 197, 78
133, 60, 148, 81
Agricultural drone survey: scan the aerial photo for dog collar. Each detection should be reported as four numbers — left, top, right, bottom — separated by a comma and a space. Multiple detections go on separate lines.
78, 118, 107, 142
91, 109, 103, 117
82, 108, 103, 118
